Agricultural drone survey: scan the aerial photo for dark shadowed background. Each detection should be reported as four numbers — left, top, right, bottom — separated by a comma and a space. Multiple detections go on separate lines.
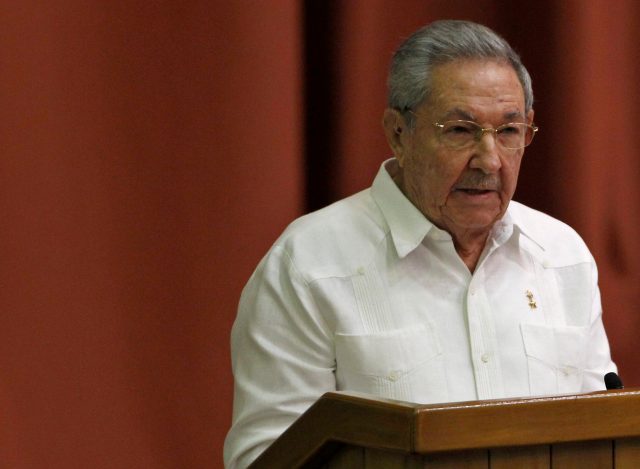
1, 1, 638, 467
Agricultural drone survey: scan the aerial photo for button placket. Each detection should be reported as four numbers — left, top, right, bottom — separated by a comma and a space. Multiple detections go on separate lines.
467, 268, 504, 400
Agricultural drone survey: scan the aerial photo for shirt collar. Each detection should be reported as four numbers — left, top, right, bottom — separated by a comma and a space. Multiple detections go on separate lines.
371, 159, 439, 258
504, 202, 546, 252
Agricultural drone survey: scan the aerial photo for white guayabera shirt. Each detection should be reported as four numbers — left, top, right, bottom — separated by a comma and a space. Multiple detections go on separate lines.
224, 159, 616, 468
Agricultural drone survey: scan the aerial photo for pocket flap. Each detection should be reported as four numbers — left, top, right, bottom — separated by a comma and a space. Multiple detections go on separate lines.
335, 324, 441, 379
521, 323, 588, 370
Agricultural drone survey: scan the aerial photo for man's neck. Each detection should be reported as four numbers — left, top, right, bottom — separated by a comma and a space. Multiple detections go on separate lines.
450, 229, 491, 273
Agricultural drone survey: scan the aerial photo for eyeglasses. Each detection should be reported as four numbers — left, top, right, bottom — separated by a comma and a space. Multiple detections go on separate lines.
433, 120, 539, 150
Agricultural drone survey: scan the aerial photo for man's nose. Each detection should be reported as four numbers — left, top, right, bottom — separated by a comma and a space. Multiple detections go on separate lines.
469, 132, 501, 174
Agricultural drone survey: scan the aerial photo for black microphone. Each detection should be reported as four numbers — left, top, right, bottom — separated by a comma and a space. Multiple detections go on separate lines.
604, 372, 624, 390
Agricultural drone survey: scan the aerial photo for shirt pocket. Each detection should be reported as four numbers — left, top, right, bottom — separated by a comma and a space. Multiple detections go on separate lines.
521, 323, 588, 395
334, 324, 447, 403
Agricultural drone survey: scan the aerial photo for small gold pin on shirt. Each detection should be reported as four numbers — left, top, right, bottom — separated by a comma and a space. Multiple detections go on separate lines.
525, 290, 537, 310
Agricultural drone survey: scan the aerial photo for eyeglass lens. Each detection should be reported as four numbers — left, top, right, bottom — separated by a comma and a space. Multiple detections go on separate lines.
439, 121, 535, 149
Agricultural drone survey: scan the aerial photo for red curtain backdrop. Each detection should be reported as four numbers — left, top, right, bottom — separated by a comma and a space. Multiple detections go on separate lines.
1, 1, 638, 467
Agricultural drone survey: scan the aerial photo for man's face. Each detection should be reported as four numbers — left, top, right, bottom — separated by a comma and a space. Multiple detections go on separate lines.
387, 59, 533, 236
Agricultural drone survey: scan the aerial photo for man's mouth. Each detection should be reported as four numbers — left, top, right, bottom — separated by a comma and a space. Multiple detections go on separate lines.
455, 188, 493, 195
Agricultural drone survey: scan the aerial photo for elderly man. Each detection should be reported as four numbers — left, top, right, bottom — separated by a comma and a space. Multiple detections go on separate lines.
224, 20, 616, 468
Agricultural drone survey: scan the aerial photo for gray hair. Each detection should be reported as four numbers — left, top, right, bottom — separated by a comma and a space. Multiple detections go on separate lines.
388, 20, 533, 125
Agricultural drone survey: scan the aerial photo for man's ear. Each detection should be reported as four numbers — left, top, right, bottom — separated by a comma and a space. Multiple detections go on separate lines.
382, 108, 409, 166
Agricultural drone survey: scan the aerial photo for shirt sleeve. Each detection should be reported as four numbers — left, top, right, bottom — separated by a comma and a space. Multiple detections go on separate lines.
581, 256, 617, 391
223, 246, 336, 468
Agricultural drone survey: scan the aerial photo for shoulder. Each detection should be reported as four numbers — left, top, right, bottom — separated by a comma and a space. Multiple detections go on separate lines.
268, 189, 389, 281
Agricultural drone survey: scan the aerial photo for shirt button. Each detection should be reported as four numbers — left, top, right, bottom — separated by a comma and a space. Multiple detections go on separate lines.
542, 259, 550, 268
357, 266, 365, 275
481, 353, 490, 363
469, 287, 476, 296
388, 371, 400, 381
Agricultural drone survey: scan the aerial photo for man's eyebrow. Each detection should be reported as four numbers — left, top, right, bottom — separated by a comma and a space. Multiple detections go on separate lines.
440, 108, 525, 122
504, 110, 525, 121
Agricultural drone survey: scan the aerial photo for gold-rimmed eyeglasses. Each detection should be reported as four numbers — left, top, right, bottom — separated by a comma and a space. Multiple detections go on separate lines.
433, 120, 539, 150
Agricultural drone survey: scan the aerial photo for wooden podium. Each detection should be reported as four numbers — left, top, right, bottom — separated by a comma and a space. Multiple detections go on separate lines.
250, 389, 640, 468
